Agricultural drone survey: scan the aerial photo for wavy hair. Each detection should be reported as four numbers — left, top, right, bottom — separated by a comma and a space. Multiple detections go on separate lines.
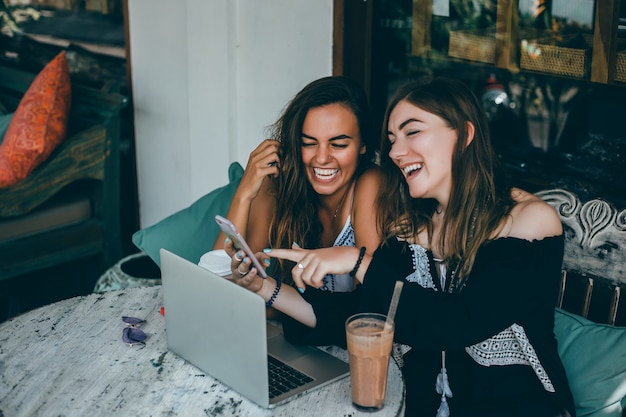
377, 77, 513, 288
267, 76, 377, 283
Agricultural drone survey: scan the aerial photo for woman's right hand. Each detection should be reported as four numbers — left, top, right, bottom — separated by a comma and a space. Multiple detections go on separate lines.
212, 140, 278, 251
238, 139, 280, 202
266, 245, 363, 292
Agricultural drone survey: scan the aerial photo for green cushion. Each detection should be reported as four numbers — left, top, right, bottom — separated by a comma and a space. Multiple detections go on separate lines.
132, 162, 244, 266
0, 112, 13, 144
554, 308, 626, 417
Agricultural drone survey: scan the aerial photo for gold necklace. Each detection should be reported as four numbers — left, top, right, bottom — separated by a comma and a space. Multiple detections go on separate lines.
332, 183, 352, 219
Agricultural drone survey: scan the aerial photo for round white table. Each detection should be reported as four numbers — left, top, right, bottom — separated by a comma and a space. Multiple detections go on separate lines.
0, 286, 405, 416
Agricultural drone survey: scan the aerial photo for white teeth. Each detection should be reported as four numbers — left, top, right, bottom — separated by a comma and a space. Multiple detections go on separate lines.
314, 168, 339, 178
403, 163, 423, 175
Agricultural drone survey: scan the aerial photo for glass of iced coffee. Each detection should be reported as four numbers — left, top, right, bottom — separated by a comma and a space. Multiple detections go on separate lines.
345, 312, 395, 412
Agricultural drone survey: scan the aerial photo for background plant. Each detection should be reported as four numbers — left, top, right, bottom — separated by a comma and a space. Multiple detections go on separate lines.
1, 0, 40, 36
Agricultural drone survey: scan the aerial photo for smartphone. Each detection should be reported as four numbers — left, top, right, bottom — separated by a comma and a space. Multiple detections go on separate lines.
214, 215, 267, 278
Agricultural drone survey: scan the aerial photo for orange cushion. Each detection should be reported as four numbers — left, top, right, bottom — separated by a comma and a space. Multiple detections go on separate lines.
0, 51, 72, 188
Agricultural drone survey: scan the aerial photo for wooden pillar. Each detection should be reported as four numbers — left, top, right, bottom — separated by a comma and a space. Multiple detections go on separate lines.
332, 0, 373, 96
495, 0, 519, 71
411, 0, 431, 57
591, 0, 621, 84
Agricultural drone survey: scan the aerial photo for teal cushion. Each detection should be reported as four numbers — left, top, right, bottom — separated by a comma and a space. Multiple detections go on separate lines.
0, 112, 14, 144
554, 308, 626, 417
132, 162, 244, 266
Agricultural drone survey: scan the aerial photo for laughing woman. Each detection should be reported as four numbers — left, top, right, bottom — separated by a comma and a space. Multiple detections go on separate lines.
214, 76, 383, 292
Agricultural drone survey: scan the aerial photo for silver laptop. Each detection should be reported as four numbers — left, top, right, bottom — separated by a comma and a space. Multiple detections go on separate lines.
160, 248, 350, 408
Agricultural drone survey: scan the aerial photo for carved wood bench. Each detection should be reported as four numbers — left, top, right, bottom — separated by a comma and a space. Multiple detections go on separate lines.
537, 189, 626, 417
536, 188, 626, 326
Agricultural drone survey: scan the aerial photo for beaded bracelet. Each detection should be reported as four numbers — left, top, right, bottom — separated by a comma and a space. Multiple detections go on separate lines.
265, 278, 282, 308
350, 246, 366, 278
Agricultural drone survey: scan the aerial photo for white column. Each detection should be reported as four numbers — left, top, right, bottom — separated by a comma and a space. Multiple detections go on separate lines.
128, 0, 333, 228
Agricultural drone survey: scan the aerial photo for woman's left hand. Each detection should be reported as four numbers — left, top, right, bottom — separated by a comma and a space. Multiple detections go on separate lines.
224, 237, 265, 292
265, 245, 360, 292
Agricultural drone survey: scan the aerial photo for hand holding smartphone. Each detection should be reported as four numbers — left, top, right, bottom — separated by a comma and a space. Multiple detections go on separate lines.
215, 215, 267, 278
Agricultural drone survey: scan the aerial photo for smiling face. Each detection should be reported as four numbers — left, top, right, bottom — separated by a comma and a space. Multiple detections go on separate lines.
387, 99, 457, 205
300, 103, 365, 197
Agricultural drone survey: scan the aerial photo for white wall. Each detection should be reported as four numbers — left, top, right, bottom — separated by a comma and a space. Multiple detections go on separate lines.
128, 0, 334, 228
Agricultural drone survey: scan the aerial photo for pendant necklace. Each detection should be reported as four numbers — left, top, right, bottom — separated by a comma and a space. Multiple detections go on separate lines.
332, 182, 352, 220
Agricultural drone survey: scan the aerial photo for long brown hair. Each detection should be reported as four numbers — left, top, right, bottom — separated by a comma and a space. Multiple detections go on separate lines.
377, 77, 513, 288
267, 76, 377, 283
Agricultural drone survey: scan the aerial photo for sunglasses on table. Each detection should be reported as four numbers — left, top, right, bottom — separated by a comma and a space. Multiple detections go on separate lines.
122, 316, 147, 347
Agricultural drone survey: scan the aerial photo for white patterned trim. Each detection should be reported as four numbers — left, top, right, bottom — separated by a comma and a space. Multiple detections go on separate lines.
321, 216, 355, 292
406, 244, 437, 289
465, 323, 555, 392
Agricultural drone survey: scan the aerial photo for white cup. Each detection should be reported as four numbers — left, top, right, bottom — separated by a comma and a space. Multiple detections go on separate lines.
198, 249, 232, 277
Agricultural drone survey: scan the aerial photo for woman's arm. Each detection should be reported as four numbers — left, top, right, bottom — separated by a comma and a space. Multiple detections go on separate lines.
232, 247, 362, 346
363, 235, 564, 350
255, 275, 317, 327
266, 246, 372, 292
352, 166, 384, 255
228, 249, 318, 327
213, 140, 279, 252
267, 233, 564, 351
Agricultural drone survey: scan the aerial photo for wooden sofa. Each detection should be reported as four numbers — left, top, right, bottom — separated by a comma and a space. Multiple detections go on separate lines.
0, 64, 127, 280
537, 188, 626, 326
537, 188, 626, 417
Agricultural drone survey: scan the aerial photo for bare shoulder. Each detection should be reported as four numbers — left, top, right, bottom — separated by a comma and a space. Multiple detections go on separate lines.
354, 166, 384, 193
352, 166, 384, 210
506, 188, 562, 240
352, 167, 385, 250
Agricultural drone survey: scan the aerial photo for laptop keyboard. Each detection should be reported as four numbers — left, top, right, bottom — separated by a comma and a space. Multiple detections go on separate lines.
267, 355, 314, 399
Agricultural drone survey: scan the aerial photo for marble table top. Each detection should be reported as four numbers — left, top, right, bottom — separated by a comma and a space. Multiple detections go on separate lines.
0, 286, 405, 416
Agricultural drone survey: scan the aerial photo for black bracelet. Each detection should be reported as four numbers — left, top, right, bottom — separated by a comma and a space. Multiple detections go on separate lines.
350, 247, 366, 278
265, 278, 281, 308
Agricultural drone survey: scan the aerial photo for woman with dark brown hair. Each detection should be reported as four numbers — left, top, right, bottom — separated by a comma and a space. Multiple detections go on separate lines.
214, 75, 383, 292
